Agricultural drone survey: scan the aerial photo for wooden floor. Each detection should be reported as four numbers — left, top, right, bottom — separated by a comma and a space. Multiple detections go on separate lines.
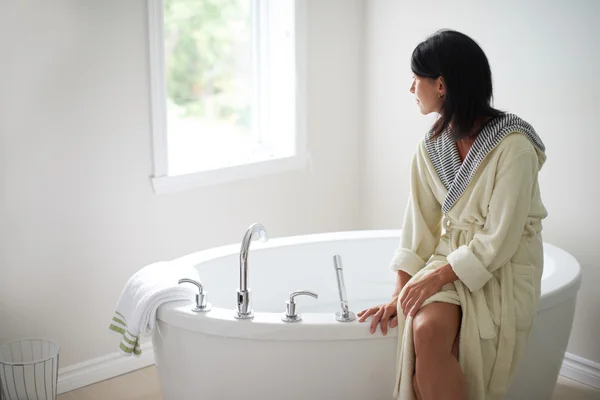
57, 367, 600, 399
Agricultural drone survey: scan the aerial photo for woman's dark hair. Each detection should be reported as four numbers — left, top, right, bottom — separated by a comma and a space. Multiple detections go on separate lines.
411, 29, 504, 140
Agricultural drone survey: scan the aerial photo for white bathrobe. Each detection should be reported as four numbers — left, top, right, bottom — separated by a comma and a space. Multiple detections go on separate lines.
390, 114, 548, 400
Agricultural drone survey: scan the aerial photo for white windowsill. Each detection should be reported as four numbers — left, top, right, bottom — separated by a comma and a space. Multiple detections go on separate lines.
151, 152, 312, 194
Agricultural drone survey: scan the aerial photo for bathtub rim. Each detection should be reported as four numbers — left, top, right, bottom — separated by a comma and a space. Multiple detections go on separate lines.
155, 229, 582, 341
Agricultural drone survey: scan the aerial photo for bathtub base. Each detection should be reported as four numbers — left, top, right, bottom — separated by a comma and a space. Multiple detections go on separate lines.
152, 320, 398, 400
506, 296, 577, 399
153, 296, 578, 400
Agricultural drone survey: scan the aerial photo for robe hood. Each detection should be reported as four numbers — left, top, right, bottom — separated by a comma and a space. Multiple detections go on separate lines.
481, 113, 547, 170
425, 113, 547, 214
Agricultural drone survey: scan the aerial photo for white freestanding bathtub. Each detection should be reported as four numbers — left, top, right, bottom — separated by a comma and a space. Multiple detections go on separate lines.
152, 229, 582, 400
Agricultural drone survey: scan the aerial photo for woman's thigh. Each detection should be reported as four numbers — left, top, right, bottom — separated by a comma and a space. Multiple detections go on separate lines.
413, 302, 461, 354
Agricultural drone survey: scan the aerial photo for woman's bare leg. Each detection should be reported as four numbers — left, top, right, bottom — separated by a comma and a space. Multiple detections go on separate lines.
412, 302, 465, 400
413, 373, 423, 400
412, 331, 457, 400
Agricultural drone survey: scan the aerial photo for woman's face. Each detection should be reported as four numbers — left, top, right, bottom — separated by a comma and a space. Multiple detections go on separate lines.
410, 74, 445, 115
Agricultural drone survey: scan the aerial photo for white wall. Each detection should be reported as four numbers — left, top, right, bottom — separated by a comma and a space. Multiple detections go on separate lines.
364, 0, 600, 365
0, 0, 365, 367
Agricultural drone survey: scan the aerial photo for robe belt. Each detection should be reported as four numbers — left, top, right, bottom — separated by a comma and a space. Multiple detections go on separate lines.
443, 216, 517, 395
442, 216, 481, 242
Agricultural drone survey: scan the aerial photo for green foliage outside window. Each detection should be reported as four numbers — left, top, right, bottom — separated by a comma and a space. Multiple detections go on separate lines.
163, 0, 251, 128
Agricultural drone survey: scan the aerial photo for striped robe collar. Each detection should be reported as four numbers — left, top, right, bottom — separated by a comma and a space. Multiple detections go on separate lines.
424, 113, 546, 215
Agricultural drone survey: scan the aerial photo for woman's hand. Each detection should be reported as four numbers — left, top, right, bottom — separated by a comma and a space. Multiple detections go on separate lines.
357, 295, 399, 335
400, 264, 458, 317
357, 270, 412, 335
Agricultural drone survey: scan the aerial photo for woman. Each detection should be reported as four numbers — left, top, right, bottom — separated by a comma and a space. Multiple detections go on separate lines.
358, 30, 548, 400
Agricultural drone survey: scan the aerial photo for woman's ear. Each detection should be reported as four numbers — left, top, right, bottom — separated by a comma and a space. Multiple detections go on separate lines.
437, 76, 446, 98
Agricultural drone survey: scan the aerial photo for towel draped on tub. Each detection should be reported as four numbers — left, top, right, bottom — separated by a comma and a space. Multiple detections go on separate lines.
109, 261, 199, 356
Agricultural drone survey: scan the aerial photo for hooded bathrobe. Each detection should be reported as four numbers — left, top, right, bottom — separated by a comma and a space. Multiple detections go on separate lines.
390, 114, 548, 400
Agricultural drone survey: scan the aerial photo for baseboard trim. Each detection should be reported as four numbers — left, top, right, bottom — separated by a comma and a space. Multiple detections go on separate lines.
560, 352, 600, 390
57, 343, 155, 394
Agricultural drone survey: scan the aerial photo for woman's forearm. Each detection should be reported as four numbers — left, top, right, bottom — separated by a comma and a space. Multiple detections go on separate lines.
394, 270, 412, 296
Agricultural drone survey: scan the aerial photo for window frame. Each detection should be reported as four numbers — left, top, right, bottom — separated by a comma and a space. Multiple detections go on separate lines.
147, 0, 310, 194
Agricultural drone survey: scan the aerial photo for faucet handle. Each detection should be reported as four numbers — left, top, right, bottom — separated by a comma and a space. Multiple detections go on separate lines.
178, 278, 212, 312
282, 290, 318, 322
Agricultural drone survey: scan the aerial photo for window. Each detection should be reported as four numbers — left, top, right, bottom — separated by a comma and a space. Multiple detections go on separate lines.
148, 0, 309, 193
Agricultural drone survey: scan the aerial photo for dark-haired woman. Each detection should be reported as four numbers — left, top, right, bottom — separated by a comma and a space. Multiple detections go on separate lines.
358, 29, 548, 400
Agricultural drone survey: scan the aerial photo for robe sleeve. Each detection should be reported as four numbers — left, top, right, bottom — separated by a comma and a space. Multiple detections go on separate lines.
389, 143, 443, 276
446, 149, 539, 292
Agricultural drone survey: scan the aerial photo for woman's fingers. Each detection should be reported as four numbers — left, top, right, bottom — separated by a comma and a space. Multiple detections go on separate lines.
400, 284, 413, 314
358, 303, 401, 334
358, 307, 378, 322
380, 305, 396, 336
403, 291, 418, 317
400, 287, 408, 311
370, 307, 385, 334
409, 296, 424, 317
357, 293, 406, 334
400, 290, 411, 317
358, 303, 402, 334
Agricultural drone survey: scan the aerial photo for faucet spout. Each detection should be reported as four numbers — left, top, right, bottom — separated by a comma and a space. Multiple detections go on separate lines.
235, 223, 268, 319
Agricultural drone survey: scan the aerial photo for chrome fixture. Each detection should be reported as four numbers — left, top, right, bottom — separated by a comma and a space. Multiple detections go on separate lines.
178, 278, 211, 312
282, 290, 318, 322
235, 223, 268, 319
333, 255, 356, 322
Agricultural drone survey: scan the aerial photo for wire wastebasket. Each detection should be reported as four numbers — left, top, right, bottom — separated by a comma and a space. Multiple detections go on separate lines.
0, 339, 60, 400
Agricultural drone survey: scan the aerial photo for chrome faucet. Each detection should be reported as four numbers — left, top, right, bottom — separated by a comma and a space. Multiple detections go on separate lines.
235, 223, 268, 319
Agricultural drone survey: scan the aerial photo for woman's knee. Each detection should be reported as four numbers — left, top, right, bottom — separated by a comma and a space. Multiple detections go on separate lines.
413, 317, 443, 355
413, 303, 460, 356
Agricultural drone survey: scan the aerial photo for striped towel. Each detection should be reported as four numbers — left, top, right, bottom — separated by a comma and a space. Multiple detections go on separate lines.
109, 261, 198, 356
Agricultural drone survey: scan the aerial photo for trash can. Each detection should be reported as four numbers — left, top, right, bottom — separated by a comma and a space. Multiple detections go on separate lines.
0, 338, 60, 400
